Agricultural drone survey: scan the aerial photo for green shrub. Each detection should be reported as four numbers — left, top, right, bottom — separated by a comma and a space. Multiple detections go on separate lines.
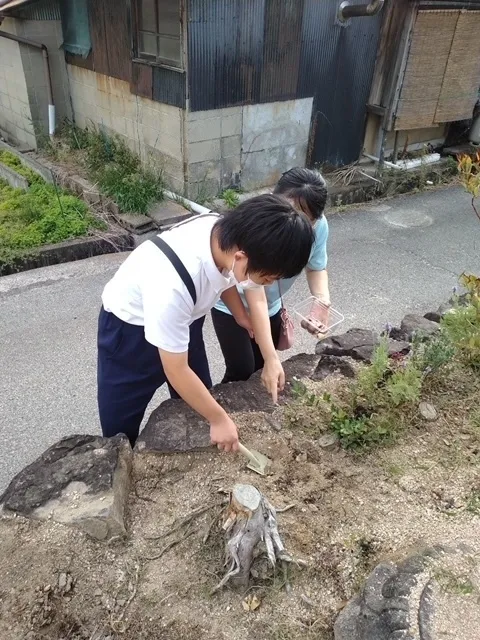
99, 164, 163, 214
441, 274, 480, 370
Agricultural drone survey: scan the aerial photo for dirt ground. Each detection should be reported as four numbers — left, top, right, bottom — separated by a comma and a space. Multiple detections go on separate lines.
1, 368, 479, 640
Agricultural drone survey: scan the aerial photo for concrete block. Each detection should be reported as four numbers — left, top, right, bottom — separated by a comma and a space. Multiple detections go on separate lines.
189, 138, 221, 164
110, 94, 126, 118
188, 108, 221, 122
96, 106, 112, 129
221, 135, 241, 159
221, 156, 241, 189
221, 112, 242, 138
97, 90, 112, 112
188, 159, 221, 183
188, 116, 221, 143
241, 142, 308, 191
110, 115, 127, 137
124, 118, 139, 143
187, 176, 220, 200
123, 96, 140, 121
243, 98, 313, 153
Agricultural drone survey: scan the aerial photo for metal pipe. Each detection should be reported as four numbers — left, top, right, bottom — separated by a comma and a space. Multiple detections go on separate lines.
392, 130, 400, 164
0, 29, 55, 135
338, 0, 384, 22
163, 190, 213, 216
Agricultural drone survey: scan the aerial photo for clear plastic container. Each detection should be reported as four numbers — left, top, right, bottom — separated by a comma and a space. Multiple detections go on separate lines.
293, 297, 344, 336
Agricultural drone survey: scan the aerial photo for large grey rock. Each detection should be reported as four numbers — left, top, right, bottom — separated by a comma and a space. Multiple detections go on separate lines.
316, 328, 409, 363
136, 353, 321, 454
334, 545, 479, 640
136, 373, 276, 454
0, 435, 132, 541
399, 314, 439, 341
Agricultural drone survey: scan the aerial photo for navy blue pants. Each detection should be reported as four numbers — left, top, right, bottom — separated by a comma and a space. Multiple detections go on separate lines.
97, 307, 211, 446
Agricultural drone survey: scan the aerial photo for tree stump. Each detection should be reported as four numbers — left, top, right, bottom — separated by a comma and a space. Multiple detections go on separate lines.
212, 484, 297, 594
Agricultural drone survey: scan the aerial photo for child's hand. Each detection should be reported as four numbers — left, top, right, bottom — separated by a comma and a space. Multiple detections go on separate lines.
210, 414, 239, 452
261, 356, 285, 403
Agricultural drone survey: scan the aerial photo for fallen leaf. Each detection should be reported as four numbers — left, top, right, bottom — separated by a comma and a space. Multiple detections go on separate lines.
242, 594, 261, 612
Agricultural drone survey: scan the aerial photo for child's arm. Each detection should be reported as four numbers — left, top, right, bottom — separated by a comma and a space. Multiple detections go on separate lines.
160, 348, 239, 451
220, 287, 254, 337
306, 268, 330, 304
244, 287, 285, 403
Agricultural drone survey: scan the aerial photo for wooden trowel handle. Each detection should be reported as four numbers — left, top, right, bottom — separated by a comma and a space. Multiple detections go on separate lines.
238, 442, 259, 465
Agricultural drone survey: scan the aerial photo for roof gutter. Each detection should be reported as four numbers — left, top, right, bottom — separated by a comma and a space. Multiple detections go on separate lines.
338, 0, 385, 22
0, 29, 55, 136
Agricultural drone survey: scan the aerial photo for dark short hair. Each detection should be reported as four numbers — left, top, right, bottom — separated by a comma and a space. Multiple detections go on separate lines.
214, 194, 314, 279
273, 167, 328, 220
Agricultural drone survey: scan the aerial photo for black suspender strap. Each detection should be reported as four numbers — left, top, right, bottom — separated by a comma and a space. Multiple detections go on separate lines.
150, 235, 197, 305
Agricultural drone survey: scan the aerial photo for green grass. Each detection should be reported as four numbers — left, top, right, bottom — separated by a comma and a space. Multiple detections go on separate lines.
434, 568, 475, 595
221, 188, 240, 209
0, 177, 105, 265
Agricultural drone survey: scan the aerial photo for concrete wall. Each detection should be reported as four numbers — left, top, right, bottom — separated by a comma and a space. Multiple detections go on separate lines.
0, 17, 71, 148
186, 98, 314, 198
67, 65, 185, 193
0, 18, 35, 148
16, 19, 72, 137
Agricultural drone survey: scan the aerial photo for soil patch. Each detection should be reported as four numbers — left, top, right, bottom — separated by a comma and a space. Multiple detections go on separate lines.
1, 362, 479, 639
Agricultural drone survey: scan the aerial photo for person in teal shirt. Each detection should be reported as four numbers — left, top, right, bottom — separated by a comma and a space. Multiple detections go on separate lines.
212, 168, 330, 401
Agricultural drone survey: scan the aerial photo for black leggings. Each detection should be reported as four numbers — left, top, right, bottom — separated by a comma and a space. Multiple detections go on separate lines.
211, 307, 282, 383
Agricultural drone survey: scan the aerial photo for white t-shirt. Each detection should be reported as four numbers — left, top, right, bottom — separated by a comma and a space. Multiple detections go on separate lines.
102, 215, 234, 353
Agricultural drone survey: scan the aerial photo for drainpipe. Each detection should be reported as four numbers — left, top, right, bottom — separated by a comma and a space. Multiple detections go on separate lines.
338, 0, 384, 22
0, 30, 55, 136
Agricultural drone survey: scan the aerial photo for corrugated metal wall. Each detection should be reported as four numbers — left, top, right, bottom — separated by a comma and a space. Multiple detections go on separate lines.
187, 0, 382, 166
300, 0, 382, 166
14, 0, 61, 20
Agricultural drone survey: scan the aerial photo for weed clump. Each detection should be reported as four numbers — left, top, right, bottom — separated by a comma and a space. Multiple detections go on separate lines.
51, 121, 164, 215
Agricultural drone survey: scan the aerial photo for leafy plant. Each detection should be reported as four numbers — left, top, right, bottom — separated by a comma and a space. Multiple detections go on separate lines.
355, 337, 390, 401
458, 152, 480, 223
221, 188, 240, 209
385, 362, 422, 406
441, 273, 480, 370
412, 331, 455, 374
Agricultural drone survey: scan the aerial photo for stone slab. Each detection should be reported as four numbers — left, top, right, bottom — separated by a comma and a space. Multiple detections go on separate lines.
147, 199, 193, 227
116, 212, 157, 234
0, 161, 29, 189
1, 435, 132, 541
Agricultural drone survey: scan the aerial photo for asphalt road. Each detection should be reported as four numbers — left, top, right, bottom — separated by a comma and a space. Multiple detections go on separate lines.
1, 186, 479, 492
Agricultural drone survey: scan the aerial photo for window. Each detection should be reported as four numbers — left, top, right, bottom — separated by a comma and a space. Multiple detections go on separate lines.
134, 0, 182, 68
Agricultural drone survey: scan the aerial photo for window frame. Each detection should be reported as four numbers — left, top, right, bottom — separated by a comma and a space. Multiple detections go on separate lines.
131, 0, 184, 72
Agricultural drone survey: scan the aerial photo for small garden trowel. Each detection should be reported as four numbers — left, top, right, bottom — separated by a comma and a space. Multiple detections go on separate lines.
238, 442, 271, 476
